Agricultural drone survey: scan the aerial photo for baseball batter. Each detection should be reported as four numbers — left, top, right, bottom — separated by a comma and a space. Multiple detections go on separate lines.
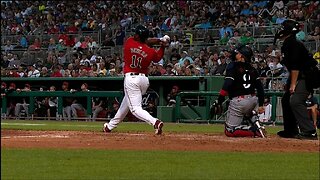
217, 45, 266, 137
103, 25, 170, 135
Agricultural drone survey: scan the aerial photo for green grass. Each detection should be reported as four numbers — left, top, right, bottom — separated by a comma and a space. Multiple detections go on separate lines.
0, 120, 283, 135
2, 120, 319, 180
2, 149, 319, 180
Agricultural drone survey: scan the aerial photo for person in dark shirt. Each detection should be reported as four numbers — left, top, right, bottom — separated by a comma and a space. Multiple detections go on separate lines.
144, 100, 157, 118
274, 19, 318, 140
217, 45, 266, 138
92, 97, 107, 121
213, 55, 228, 75
62, 81, 73, 121
70, 83, 89, 119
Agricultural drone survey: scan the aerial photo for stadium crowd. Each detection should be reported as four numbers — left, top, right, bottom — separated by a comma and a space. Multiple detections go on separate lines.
1, 1, 319, 79
1, 1, 320, 120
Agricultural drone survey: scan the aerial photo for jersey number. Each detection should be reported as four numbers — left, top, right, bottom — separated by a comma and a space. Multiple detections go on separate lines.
130, 55, 142, 68
242, 71, 251, 89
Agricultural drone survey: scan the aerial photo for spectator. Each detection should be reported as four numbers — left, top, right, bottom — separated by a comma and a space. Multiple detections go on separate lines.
27, 64, 40, 77
5, 83, 17, 117
164, 63, 175, 76
102, 34, 115, 47
40, 66, 50, 77
313, 46, 320, 64
219, 21, 233, 39
7, 54, 21, 69
220, 31, 231, 45
306, 93, 318, 128
275, 11, 286, 24
92, 96, 107, 122
50, 66, 63, 77
56, 39, 67, 52
258, 97, 272, 123
307, 26, 320, 41
47, 38, 56, 52
28, 38, 41, 50
144, 100, 157, 118
4, 40, 14, 52
14, 84, 31, 119
169, 35, 183, 50
61, 81, 72, 121
107, 101, 120, 119
19, 35, 28, 48
70, 83, 89, 119
178, 51, 193, 66
240, 3, 253, 16
115, 26, 125, 46
167, 85, 179, 107
45, 86, 58, 120
213, 55, 227, 76
239, 31, 255, 45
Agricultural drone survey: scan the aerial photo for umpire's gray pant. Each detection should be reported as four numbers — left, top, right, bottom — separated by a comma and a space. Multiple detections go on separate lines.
226, 95, 258, 128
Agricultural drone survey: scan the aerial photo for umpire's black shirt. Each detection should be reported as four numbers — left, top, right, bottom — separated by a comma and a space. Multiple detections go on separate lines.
281, 35, 309, 80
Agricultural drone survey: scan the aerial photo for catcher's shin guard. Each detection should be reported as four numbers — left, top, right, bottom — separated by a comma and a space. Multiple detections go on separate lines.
250, 111, 267, 138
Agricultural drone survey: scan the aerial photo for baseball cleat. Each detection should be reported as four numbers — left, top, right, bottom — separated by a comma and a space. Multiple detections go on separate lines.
103, 123, 111, 134
154, 120, 164, 135
294, 132, 318, 140
277, 130, 298, 138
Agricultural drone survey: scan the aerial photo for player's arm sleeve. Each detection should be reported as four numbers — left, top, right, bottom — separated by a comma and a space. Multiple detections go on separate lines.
152, 46, 165, 63
217, 64, 234, 104
255, 77, 265, 106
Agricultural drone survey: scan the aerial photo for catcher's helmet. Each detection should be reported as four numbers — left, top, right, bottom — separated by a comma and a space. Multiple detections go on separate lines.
236, 45, 253, 62
274, 19, 300, 44
135, 25, 149, 43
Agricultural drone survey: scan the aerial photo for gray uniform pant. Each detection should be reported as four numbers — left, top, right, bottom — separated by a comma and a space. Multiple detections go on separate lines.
226, 95, 258, 128
282, 80, 315, 134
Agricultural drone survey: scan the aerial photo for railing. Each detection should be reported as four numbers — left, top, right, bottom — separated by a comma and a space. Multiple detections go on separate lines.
174, 91, 320, 124
1, 91, 123, 120
1, 31, 101, 49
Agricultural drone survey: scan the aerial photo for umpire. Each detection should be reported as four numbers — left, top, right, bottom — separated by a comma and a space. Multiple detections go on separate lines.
274, 19, 318, 140
217, 45, 266, 138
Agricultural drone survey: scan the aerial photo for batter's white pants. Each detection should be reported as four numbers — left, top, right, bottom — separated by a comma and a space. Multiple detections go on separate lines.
107, 73, 158, 130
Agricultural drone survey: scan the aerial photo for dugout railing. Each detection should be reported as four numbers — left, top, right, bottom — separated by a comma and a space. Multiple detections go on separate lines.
1, 91, 123, 121
173, 91, 320, 124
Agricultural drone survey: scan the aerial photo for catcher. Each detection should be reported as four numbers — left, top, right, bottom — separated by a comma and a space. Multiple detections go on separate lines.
217, 45, 266, 138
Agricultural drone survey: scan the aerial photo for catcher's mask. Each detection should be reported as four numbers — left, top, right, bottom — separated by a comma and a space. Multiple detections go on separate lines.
134, 25, 149, 43
273, 19, 300, 45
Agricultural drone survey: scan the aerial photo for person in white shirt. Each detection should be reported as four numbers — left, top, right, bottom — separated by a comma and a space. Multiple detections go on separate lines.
27, 65, 40, 77
259, 97, 272, 123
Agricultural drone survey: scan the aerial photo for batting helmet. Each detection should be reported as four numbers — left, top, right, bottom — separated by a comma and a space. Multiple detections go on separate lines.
236, 45, 253, 62
135, 25, 149, 43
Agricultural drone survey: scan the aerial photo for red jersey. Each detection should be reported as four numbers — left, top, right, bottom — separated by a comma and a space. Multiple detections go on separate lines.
123, 37, 164, 74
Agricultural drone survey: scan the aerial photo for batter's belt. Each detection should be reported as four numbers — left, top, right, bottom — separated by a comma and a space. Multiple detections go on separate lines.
232, 94, 256, 99
125, 72, 148, 77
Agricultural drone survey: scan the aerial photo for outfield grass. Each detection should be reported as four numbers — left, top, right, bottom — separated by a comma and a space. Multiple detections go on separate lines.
2, 149, 319, 180
1, 120, 319, 180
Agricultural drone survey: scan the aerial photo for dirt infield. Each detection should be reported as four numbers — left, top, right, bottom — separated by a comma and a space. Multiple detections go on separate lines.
1, 130, 319, 152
